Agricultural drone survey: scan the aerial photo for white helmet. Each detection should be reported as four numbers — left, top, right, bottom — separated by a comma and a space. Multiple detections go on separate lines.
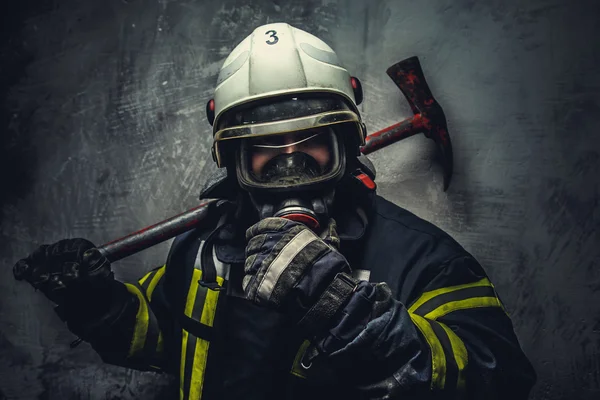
206, 22, 366, 173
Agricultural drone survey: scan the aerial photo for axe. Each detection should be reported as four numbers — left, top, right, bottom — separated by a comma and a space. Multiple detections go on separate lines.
96, 56, 454, 263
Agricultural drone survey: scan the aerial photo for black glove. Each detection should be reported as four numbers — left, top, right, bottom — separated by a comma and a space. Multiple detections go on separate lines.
13, 238, 112, 304
13, 238, 131, 340
243, 217, 358, 335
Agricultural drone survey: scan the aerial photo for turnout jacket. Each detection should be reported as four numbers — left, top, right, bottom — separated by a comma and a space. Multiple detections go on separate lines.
86, 194, 536, 399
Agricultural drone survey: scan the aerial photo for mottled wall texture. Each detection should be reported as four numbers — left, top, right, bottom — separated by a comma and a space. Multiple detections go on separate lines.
1, 0, 598, 399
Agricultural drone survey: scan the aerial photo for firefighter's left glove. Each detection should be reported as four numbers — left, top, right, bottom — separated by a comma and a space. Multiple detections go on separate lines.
13, 238, 112, 305
243, 217, 359, 335
12, 239, 131, 341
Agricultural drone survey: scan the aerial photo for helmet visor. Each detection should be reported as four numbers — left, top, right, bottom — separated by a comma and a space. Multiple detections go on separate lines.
236, 126, 343, 190
212, 95, 364, 167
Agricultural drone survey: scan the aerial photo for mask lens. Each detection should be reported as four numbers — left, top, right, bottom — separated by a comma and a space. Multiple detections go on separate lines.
238, 127, 341, 189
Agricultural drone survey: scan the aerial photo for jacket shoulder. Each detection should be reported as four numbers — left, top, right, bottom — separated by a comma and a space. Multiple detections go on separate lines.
364, 196, 472, 302
371, 195, 466, 253
166, 206, 228, 266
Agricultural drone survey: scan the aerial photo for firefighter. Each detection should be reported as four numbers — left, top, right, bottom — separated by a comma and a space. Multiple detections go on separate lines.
13, 23, 536, 400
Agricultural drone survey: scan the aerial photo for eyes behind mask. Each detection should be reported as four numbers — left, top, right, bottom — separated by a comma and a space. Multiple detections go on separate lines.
249, 129, 333, 175
237, 127, 343, 190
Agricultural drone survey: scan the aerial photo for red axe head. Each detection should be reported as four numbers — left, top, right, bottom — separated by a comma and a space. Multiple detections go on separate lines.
362, 56, 454, 191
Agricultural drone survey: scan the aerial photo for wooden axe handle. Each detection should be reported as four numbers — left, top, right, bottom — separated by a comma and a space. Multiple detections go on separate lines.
97, 198, 228, 263
361, 114, 426, 154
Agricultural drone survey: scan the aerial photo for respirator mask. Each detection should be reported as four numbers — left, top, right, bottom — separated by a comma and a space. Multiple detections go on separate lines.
236, 126, 345, 230
212, 95, 365, 230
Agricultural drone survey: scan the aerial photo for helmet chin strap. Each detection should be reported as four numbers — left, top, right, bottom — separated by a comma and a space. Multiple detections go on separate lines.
248, 188, 336, 231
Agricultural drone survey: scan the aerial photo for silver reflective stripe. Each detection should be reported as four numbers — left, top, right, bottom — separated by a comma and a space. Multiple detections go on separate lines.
217, 50, 250, 86
193, 214, 230, 277
192, 240, 231, 280
193, 241, 204, 270
213, 245, 230, 280
258, 229, 318, 300
299, 42, 341, 67
352, 269, 371, 282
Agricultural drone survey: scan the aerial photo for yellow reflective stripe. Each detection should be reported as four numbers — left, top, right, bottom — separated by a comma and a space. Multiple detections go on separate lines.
124, 283, 149, 358
290, 340, 311, 379
180, 269, 203, 400
138, 270, 154, 286
189, 337, 210, 400
200, 275, 224, 326
410, 313, 446, 390
408, 277, 492, 313
438, 322, 468, 389
180, 326, 189, 400
189, 274, 224, 399
185, 269, 203, 317
147, 265, 166, 299
491, 282, 508, 314
424, 296, 503, 320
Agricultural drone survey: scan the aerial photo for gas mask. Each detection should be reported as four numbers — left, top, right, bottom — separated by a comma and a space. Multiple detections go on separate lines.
236, 127, 345, 230
210, 95, 365, 230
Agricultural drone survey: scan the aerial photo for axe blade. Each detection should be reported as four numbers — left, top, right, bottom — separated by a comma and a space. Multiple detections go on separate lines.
385, 56, 454, 191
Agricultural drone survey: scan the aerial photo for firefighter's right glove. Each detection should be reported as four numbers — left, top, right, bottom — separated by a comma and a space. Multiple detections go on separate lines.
243, 217, 358, 337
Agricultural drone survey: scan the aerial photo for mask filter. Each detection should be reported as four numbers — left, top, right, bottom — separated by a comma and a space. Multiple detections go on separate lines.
251, 190, 334, 231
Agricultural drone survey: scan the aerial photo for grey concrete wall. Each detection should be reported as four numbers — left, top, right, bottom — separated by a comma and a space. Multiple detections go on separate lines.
1, 0, 598, 399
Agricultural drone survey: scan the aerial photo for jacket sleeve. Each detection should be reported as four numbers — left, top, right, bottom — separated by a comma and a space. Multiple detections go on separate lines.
309, 255, 537, 399
68, 265, 171, 373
